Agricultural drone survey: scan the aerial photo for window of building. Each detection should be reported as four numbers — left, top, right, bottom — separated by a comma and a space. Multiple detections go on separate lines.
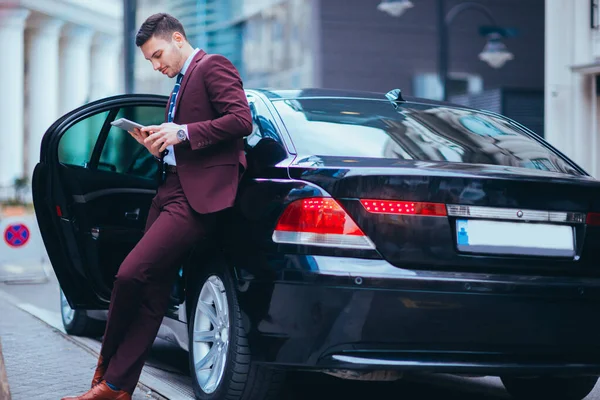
413, 73, 483, 100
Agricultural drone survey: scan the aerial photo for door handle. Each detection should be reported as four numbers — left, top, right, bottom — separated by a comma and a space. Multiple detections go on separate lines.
125, 208, 140, 220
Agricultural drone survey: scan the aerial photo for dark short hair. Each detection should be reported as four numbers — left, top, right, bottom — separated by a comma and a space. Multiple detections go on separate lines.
136, 13, 187, 47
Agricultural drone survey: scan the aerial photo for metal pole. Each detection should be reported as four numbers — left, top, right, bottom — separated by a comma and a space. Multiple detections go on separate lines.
438, 1, 499, 102
438, 0, 448, 101
123, 0, 137, 94
445, 2, 498, 27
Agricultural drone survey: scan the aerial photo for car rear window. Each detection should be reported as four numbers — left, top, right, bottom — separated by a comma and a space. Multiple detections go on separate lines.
272, 98, 582, 175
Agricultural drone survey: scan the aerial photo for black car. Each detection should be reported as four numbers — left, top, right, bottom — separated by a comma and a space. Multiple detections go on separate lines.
34, 88, 600, 400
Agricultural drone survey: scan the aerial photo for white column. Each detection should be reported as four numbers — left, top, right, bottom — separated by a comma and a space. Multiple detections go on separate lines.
545, 0, 576, 159
0, 8, 30, 188
25, 15, 64, 184
59, 25, 94, 114
571, 2, 594, 174
89, 34, 121, 101
571, 73, 594, 172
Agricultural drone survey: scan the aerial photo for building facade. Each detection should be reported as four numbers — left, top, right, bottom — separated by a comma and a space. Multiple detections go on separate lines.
545, 0, 600, 178
319, 0, 544, 98
0, 0, 546, 194
137, 0, 544, 95
135, 0, 318, 93
0, 0, 123, 192
135, 0, 544, 136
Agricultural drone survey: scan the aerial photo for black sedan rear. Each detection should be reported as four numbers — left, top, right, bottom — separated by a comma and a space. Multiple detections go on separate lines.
35, 88, 600, 400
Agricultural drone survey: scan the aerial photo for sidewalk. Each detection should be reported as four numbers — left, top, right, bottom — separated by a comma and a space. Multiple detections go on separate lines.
0, 298, 158, 400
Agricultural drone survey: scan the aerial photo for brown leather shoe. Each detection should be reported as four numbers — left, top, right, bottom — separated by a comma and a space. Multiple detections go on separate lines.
91, 355, 106, 388
61, 381, 131, 400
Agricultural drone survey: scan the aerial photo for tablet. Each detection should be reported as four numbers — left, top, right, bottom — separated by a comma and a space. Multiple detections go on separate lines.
110, 118, 145, 132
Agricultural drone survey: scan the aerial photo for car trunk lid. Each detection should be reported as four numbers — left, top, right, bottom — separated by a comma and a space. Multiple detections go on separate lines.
291, 158, 600, 275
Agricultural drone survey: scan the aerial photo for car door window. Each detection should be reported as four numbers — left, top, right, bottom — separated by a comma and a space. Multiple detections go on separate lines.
58, 111, 110, 167
99, 105, 165, 178
247, 96, 284, 147
245, 96, 288, 171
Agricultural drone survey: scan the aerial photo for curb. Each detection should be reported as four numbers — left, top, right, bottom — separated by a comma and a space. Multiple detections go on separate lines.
0, 338, 11, 400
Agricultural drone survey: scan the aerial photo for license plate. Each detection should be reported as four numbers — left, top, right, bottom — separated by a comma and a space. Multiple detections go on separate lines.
456, 219, 575, 257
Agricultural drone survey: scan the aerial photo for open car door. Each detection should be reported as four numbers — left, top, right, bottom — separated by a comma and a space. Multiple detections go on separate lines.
32, 94, 168, 309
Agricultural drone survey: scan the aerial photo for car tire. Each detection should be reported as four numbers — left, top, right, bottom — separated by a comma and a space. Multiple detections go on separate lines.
60, 289, 105, 337
501, 376, 598, 400
187, 262, 285, 400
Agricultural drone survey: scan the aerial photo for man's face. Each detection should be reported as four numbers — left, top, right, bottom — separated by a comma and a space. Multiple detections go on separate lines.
140, 33, 185, 78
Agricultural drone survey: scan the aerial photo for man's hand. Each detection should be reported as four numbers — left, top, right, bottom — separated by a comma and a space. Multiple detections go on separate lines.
128, 127, 160, 158
142, 123, 185, 153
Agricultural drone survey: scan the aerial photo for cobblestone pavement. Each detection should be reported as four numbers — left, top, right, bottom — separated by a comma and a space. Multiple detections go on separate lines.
0, 298, 160, 400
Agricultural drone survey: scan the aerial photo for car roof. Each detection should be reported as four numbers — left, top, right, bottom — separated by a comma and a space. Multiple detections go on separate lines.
248, 88, 476, 111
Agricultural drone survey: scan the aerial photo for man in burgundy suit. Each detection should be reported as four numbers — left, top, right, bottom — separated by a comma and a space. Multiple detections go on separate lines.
63, 13, 252, 400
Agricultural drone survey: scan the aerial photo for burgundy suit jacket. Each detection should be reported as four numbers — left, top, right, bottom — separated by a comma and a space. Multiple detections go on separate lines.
167, 50, 252, 214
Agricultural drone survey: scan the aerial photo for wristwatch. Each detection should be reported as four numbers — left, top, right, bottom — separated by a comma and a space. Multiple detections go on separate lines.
176, 128, 187, 142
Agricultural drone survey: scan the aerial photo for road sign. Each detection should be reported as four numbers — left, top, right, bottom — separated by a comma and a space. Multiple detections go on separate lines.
4, 223, 30, 248
0, 215, 49, 283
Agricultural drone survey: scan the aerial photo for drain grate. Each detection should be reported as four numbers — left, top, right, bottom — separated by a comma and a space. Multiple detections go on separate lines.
142, 365, 195, 399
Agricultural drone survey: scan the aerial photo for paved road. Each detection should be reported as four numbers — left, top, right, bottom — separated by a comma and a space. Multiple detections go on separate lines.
0, 297, 159, 399
1, 266, 599, 399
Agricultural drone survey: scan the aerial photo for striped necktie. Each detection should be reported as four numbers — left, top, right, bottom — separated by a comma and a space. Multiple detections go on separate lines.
167, 73, 184, 123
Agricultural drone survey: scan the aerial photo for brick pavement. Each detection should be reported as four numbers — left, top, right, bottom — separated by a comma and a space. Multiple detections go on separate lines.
0, 298, 159, 400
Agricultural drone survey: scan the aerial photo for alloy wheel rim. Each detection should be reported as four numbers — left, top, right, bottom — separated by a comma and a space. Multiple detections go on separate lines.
60, 290, 75, 325
192, 275, 229, 394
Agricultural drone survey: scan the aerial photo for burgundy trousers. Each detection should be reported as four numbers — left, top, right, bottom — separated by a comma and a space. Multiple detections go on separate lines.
100, 171, 216, 394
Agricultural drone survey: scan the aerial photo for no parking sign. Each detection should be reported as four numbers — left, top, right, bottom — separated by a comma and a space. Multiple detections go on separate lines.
4, 223, 30, 248
0, 215, 49, 282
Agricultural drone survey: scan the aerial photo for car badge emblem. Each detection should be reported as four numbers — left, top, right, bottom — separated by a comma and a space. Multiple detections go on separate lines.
516, 210, 523, 218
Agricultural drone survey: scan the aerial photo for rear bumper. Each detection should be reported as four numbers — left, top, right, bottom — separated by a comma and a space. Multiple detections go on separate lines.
237, 255, 600, 375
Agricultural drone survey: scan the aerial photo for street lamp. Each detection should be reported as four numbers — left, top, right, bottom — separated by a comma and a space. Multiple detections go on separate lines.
377, 0, 414, 17
379, 0, 515, 101
479, 31, 514, 69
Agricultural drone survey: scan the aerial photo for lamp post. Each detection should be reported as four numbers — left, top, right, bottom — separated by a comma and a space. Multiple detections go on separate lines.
123, 0, 137, 94
378, 0, 514, 101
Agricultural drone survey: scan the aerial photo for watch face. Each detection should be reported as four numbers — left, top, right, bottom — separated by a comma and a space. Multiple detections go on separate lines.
177, 129, 186, 141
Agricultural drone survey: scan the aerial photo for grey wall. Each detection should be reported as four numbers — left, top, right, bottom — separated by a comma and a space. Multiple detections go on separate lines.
319, 0, 544, 96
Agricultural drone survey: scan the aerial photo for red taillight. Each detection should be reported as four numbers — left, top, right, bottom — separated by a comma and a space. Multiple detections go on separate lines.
56, 205, 63, 217
587, 212, 600, 226
273, 197, 375, 249
360, 200, 447, 216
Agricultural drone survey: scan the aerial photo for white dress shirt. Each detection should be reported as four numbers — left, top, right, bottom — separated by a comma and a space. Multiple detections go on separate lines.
163, 48, 200, 166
